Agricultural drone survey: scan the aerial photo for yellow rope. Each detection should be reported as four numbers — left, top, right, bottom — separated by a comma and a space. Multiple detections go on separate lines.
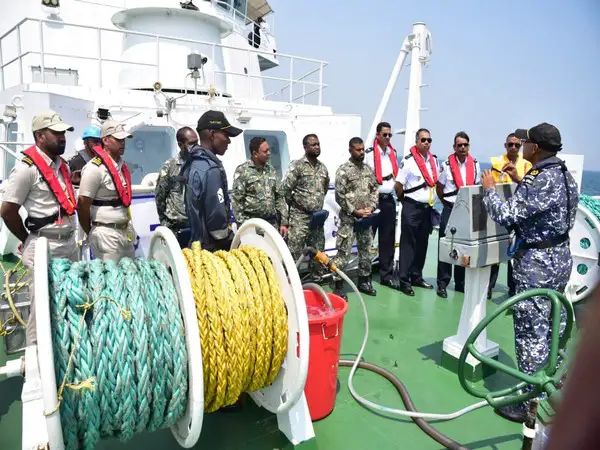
1, 260, 28, 328
184, 242, 288, 411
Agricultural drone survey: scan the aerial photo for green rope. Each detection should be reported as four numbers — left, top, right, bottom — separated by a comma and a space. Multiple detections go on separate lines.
48, 257, 188, 450
580, 194, 600, 222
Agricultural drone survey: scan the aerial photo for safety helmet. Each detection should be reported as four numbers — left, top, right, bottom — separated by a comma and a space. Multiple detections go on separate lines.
82, 125, 101, 140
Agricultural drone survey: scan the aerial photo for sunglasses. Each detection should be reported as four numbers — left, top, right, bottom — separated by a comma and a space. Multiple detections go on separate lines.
381, 133, 392, 138
455, 143, 469, 148
420, 138, 432, 144
506, 142, 522, 149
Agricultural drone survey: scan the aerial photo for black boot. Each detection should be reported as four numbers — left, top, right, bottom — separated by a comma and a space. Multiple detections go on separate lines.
333, 279, 347, 300
358, 276, 377, 296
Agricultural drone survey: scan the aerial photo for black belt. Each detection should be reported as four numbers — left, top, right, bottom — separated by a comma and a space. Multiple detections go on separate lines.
93, 198, 123, 207
442, 189, 458, 198
403, 182, 427, 194
402, 196, 431, 208
92, 221, 129, 230
521, 233, 569, 251
25, 212, 63, 232
441, 199, 454, 209
379, 193, 395, 201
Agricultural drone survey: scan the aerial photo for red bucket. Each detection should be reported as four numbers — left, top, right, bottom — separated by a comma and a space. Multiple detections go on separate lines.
303, 289, 349, 421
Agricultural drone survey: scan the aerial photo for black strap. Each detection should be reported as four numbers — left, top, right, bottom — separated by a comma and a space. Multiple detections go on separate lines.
522, 233, 569, 250
93, 198, 123, 207
403, 182, 426, 194
25, 212, 59, 232
381, 174, 393, 181
442, 189, 458, 198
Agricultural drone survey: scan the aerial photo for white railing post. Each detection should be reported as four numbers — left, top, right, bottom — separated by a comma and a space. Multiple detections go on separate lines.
155, 35, 160, 82
288, 57, 294, 103
16, 24, 23, 85
97, 27, 103, 87
247, 48, 251, 97
0, 33, 4, 90
212, 43, 216, 86
39, 20, 45, 83
318, 62, 323, 106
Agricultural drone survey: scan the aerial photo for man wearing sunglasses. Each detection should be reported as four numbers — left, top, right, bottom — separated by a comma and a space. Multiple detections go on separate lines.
488, 133, 533, 299
394, 128, 439, 296
365, 121, 400, 290
436, 131, 480, 298
182, 110, 242, 250
481, 123, 578, 423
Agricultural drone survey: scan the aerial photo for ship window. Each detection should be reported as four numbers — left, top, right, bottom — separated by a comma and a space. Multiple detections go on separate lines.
123, 126, 177, 184
243, 130, 289, 178
31, 66, 79, 86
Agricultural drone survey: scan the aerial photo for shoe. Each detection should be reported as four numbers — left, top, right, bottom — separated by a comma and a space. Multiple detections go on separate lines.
358, 276, 377, 296
494, 403, 527, 423
412, 279, 433, 289
437, 287, 447, 298
180, 1, 199, 11
333, 279, 348, 301
381, 279, 400, 290
455, 285, 464, 293
400, 286, 415, 296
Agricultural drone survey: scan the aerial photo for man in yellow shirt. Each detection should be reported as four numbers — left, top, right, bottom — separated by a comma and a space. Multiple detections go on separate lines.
488, 132, 532, 299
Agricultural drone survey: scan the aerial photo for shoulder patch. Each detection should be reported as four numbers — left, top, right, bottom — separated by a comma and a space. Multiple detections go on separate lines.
22, 156, 33, 166
91, 156, 102, 166
522, 169, 541, 186
404, 154, 413, 160
365, 147, 374, 153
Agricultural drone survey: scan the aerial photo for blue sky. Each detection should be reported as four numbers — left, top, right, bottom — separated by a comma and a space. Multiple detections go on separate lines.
269, 0, 600, 169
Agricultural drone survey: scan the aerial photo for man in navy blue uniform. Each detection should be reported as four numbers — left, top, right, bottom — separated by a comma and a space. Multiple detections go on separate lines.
481, 122, 578, 423
182, 110, 242, 250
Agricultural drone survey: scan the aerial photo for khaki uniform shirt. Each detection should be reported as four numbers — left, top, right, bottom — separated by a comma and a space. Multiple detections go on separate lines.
79, 155, 130, 224
2, 146, 75, 232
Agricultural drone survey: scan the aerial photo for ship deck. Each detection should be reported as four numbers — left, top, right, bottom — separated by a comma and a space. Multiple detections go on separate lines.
1, 234, 559, 449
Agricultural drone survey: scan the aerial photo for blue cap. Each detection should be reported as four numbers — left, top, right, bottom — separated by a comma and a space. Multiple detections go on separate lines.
82, 125, 101, 140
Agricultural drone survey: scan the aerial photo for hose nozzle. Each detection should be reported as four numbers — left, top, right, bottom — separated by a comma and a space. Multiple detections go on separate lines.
304, 247, 338, 273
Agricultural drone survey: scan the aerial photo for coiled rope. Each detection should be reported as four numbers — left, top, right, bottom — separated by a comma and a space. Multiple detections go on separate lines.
580, 194, 600, 221
48, 258, 188, 450
183, 242, 288, 412
0, 260, 28, 335
47, 242, 288, 449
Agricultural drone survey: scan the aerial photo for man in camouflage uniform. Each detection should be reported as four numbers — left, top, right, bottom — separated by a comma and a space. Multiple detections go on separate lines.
155, 126, 198, 247
282, 134, 329, 279
332, 137, 378, 299
231, 136, 288, 235
481, 123, 578, 423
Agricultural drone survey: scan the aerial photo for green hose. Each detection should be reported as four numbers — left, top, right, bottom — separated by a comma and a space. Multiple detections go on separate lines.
48, 257, 188, 450
579, 194, 600, 221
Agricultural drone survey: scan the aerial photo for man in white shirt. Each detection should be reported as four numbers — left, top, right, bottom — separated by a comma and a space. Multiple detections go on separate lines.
365, 121, 400, 290
394, 128, 439, 296
435, 131, 481, 298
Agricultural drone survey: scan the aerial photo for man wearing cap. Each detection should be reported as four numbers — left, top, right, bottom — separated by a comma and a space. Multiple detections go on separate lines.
0, 110, 79, 344
487, 132, 533, 299
182, 110, 241, 251
481, 123, 579, 423
68, 125, 102, 185
155, 126, 197, 247
77, 120, 135, 261
282, 134, 330, 281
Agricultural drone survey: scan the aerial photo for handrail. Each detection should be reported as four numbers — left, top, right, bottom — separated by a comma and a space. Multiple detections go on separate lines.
0, 17, 327, 105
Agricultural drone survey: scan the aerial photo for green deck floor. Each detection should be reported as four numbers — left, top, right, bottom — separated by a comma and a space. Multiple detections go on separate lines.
1, 237, 530, 450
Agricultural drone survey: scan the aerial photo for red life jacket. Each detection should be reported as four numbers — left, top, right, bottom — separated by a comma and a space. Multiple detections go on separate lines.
22, 146, 76, 215
409, 146, 438, 187
92, 145, 132, 207
372, 139, 399, 185
448, 153, 475, 188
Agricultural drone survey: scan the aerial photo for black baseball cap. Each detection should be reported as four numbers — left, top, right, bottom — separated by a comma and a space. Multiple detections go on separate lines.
514, 122, 562, 152
196, 110, 242, 137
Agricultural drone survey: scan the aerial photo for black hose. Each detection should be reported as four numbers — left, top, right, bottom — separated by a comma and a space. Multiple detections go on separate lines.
339, 359, 469, 450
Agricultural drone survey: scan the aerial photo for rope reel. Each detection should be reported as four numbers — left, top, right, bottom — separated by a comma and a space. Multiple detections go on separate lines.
566, 195, 600, 302
31, 220, 309, 450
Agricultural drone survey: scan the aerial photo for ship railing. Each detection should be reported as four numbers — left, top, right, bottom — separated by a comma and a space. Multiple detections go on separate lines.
0, 17, 327, 105
0, 142, 30, 180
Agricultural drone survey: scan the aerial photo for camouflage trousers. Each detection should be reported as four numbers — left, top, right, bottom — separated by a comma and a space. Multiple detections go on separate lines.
333, 218, 374, 277
287, 210, 325, 276
512, 246, 571, 381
